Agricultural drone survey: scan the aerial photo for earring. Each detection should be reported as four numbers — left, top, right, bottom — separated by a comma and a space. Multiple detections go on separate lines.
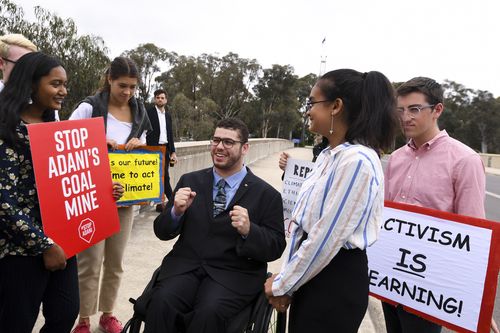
329, 113, 334, 134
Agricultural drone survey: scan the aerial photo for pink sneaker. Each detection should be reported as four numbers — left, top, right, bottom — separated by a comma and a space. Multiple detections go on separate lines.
71, 322, 90, 333
99, 315, 123, 333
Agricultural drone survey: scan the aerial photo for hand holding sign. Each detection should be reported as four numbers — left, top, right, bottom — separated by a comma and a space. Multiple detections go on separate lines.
124, 137, 144, 151
278, 152, 290, 171
43, 243, 67, 271
174, 187, 196, 216
107, 139, 118, 150
112, 182, 124, 201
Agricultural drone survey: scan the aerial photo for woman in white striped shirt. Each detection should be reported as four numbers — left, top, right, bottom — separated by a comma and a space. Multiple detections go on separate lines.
265, 69, 398, 332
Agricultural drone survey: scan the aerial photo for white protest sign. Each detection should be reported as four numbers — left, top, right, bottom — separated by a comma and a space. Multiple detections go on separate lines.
368, 202, 498, 332
282, 158, 314, 237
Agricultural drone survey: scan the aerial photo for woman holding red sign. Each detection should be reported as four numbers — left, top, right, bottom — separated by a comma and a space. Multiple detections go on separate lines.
0, 52, 76, 333
70, 56, 151, 333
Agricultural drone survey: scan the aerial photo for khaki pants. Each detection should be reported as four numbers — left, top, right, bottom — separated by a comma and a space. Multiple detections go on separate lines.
77, 206, 134, 317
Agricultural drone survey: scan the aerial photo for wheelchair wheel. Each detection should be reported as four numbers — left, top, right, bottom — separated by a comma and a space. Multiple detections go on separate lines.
121, 315, 144, 333
266, 309, 286, 333
252, 304, 287, 333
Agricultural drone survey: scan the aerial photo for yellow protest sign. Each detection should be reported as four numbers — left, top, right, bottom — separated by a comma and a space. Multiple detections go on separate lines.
108, 146, 165, 205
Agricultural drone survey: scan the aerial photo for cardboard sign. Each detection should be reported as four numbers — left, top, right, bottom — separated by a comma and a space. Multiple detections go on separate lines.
109, 146, 165, 206
28, 118, 120, 258
368, 201, 500, 333
282, 158, 314, 237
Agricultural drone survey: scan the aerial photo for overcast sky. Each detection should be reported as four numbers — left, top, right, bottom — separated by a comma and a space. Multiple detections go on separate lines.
19, 0, 500, 97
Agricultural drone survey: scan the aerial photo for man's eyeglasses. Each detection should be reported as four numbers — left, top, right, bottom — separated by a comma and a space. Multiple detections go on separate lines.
210, 137, 245, 148
305, 99, 333, 112
396, 104, 435, 117
1, 57, 17, 65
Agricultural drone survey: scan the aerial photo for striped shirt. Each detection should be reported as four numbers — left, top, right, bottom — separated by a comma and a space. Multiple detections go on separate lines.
272, 142, 384, 296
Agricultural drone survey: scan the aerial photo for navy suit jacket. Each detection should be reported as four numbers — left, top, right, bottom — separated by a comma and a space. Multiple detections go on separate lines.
153, 167, 286, 296
146, 106, 175, 153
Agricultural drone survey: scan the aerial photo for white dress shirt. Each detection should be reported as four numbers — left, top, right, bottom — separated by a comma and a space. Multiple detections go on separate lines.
156, 106, 168, 145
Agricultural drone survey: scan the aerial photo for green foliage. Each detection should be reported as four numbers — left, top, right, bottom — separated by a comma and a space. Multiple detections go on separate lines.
170, 93, 216, 140
156, 52, 260, 119
295, 74, 318, 143
253, 65, 301, 138
155, 53, 308, 140
0, 0, 110, 119
155, 55, 201, 104
441, 81, 500, 153
121, 43, 173, 102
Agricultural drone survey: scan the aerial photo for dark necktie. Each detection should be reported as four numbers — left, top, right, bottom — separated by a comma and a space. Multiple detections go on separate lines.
213, 179, 227, 217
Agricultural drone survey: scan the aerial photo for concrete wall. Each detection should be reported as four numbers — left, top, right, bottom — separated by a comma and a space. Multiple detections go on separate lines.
479, 153, 500, 169
169, 139, 294, 187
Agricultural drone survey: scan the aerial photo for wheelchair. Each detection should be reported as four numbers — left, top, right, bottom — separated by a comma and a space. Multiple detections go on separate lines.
121, 268, 287, 333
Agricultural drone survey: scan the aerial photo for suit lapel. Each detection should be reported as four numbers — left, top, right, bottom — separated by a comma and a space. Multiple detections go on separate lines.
201, 169, 215, 219
227, 168, 254, 208
147, 108, 159, 133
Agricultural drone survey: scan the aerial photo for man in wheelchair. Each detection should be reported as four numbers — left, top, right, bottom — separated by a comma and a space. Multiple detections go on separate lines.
144, 118, 286, 333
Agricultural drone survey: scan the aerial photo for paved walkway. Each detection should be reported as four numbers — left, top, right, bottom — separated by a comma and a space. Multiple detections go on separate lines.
36, 147, 499, 332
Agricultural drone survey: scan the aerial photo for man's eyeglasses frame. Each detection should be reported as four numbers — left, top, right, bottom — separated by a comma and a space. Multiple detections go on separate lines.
210, 137, 246, 149
396, 104, 436, 118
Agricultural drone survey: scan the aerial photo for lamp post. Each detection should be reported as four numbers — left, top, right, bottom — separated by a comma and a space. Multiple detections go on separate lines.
300, 104, 308, 146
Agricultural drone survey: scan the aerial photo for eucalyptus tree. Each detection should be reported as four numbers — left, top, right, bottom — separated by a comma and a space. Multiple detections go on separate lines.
197, 52, 260, 119
253, 65, 300, 138
122, 43, 173, 102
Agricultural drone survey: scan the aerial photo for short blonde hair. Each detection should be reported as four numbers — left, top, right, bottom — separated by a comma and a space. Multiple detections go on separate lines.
0, 34, 38, 58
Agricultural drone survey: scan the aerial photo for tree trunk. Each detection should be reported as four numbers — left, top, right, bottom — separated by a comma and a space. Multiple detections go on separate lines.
478, 123, 488, 153
261, 119, 269, 138
481, 140, 488, 153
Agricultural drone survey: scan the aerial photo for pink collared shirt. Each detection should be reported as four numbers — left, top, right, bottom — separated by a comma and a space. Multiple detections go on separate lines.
385, 130, 486, 218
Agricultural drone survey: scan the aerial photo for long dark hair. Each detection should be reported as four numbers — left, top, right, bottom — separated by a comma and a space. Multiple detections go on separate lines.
0, 52, 62, 147
317, 69, 398, 151
100, 56, 139, 92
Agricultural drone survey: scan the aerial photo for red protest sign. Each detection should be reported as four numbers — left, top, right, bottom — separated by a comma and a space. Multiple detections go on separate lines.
28, 118, 120, 258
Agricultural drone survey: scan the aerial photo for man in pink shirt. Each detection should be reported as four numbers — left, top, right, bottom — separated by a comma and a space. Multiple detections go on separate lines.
383, 77, 488, 333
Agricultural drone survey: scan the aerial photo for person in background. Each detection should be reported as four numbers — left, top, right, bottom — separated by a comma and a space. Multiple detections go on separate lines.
146, 88, 177, 211
383, 77, 497, 333
278, 134, 328, 174
0, 33, 37, 92
70, 56, 151, 333
265, 69, 398, 333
